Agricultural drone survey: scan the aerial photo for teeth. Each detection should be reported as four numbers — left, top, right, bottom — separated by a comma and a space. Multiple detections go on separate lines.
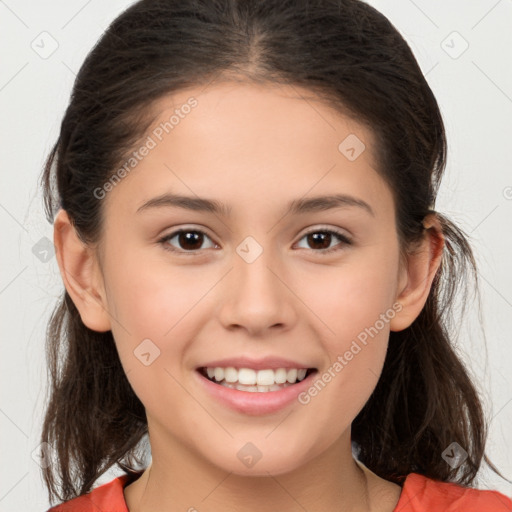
214, 367, 224, 382
275, 368, 287, 384
287, 369, 298, 383
203, 366, 311, 386
239, 368, 257, 385
225, 367, 238, 383
220, 381, 293, 392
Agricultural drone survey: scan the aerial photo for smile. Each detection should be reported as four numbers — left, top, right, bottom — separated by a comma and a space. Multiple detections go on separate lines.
198, 366, 317, 393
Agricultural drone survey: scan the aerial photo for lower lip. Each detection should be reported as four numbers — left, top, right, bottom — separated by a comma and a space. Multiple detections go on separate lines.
194, 369, 317, 416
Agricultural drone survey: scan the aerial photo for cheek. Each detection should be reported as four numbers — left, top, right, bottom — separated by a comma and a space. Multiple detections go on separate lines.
103, 248, 209, 385
301, 247, 399, 418
105, 248, 205, 336
104, 253, 203, 424
309, 244, 399, 345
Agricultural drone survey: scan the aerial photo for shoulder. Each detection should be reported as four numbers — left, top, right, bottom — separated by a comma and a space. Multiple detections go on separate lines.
46, 472, 139, 512
395, 472, 512, 512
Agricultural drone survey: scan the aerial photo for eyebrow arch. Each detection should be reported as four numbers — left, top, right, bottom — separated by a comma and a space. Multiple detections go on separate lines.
136, 193, 375, 217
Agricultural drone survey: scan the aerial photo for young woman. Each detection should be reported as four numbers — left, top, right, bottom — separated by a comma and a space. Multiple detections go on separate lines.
40, 0, 511, 510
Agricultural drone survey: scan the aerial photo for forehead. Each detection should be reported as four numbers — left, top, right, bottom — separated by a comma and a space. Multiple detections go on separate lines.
147, 81, 375, 154
103, 81, 392, 221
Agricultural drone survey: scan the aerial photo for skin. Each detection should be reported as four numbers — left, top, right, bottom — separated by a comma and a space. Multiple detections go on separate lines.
54, 81, 444, 512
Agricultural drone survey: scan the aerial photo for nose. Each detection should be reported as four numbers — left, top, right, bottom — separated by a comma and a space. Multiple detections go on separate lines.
217, 245, 298, 337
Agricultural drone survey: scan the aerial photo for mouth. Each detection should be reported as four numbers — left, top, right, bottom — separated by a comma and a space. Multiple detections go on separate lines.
197, 366, 318, 393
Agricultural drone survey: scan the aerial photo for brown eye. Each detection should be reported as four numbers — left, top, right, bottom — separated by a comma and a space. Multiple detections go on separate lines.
307, 232, 332, 250
160, 229, 216, 253
296, 229, 352, 254
158, 227, 351, 256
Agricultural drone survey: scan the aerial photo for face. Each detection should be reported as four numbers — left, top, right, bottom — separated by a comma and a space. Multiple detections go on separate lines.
94, 81, 405, 476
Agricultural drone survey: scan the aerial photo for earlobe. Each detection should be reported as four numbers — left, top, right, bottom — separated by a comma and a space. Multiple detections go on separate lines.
390, 214, 445, 332
53, 209, 112, 332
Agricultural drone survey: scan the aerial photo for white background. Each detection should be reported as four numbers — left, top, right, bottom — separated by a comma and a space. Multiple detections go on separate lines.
0, 0, 511, 510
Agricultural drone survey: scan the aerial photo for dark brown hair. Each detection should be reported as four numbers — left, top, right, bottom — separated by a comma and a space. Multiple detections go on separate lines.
39, 0, 507, 505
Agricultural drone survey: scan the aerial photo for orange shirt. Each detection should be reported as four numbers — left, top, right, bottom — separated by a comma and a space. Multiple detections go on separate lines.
47, 471, 512, 511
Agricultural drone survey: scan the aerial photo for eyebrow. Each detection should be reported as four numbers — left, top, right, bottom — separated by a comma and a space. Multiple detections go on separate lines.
136, 192, 375, 217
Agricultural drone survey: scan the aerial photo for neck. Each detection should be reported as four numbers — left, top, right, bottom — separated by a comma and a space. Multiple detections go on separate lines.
124, 429, 379, 512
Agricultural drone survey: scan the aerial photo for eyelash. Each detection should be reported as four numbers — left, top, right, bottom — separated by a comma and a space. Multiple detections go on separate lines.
157, 227, 352, 256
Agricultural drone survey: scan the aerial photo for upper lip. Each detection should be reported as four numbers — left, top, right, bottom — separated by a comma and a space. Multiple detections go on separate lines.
197, 356, 317, 371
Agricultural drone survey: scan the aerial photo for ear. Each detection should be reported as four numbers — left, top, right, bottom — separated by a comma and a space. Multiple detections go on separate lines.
53, 209, 112, 332
390, 213, 445, 332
